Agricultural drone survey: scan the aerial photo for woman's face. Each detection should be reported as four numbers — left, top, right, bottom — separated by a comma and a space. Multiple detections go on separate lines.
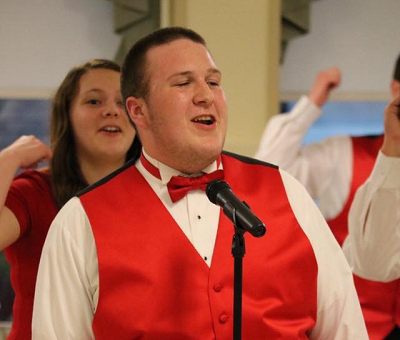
70, 68, 135, 167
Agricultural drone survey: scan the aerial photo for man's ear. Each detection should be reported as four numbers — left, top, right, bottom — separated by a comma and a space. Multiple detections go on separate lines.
125, 96, 149, 128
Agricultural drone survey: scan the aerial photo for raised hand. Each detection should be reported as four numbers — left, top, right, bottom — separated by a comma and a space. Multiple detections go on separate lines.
309, 67, 341, 108
2, 135, 53, 170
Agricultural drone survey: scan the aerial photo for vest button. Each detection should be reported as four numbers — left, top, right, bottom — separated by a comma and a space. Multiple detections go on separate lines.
213, 284, 222, 292
219, 314, 229, 324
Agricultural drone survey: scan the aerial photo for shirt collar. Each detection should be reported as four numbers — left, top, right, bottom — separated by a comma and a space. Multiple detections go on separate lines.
141, 149, 221, 185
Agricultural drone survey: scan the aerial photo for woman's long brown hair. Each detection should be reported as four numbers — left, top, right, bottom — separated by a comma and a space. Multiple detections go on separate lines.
50, 59, 141, 207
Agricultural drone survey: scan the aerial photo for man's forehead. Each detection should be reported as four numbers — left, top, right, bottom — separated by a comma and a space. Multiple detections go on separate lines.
167, 68, 221, 80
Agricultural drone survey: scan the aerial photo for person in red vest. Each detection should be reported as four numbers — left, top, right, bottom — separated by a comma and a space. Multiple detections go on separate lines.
32, 26, 368, 339
343, 95, 400, 282
0, 59, 138, 340
254, 59, 400, 340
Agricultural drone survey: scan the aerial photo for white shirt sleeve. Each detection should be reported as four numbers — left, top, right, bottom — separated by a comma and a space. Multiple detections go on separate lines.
32, 197, 98, 340
280, 169, 368, 339
254, 96, 352, 219
254, 96, 322, 168
343, 152, 400, 282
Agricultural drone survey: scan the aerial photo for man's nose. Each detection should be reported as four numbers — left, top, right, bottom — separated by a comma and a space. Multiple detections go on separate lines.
193, 81, 214, 106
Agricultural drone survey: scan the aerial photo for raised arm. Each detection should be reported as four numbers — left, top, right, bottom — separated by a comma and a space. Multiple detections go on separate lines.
0, 135, 52, 249
254, 68, 342, 199
343, 96, 400, 281
309, 67, 341, 107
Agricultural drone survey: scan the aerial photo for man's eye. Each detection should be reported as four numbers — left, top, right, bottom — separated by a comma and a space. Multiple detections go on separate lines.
207, 80, 220, 87
176, 82, 190, 87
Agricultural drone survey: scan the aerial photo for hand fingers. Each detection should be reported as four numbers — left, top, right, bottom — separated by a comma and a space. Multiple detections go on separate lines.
326, 67, 341, 85
43, 148, 53, 160
23, 153, 52, 169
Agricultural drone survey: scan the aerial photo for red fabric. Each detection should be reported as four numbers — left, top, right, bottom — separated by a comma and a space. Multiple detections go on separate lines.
82, 153, 318, 340
139, 153, 161, 179
328, 136, 383, 245
140, 153, 224, 202
167, 170, 224, 202
328, 135, 400, 340
4, 169, 58, 340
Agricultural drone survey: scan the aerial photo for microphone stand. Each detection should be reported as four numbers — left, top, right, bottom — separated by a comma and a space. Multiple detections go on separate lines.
231, 208, 246, 340
205, 179, 266, 340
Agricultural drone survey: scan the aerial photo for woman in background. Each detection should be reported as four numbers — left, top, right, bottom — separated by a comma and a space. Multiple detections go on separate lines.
0, 59, 140, 339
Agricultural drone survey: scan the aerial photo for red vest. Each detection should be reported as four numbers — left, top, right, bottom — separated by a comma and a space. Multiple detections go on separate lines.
328, 135, 400, 339
80, 152, 318, 340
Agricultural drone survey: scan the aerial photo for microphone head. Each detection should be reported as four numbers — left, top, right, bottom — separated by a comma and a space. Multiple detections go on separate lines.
206, 179, 230, 204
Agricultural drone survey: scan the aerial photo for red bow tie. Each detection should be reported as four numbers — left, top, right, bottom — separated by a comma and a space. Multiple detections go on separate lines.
140, 153, 224, 203
167, 170, 224, 203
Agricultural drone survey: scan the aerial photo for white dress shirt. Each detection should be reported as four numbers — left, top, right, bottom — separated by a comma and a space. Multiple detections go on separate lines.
343, 151, 400, 282
32, 150, 368, 339
254, 96, 352, 219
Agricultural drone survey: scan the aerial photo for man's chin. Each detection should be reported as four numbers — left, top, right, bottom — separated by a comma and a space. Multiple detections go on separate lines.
175, 148, 221, 174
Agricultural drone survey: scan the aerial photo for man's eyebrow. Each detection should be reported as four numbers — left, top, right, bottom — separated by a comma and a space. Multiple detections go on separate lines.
167, 71, 192, 80
208, 68, 221, 76
167, 68, 221, 80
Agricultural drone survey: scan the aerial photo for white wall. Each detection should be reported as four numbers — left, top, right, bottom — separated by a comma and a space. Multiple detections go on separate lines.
280, 0, 400, 100
2, 0, 399, 101
0, 0, 120, 97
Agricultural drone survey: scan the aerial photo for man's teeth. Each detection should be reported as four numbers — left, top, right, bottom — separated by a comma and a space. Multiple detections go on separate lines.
193, 116, 213, 124
102, 126, 120, 132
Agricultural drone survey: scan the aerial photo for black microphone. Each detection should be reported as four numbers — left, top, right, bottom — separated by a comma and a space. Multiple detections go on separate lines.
206, 179, 266, 238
